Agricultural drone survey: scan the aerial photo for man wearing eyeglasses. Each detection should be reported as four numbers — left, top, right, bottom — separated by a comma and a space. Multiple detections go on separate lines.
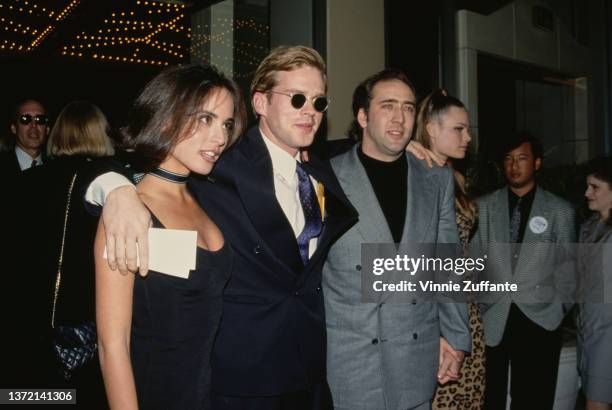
0, 99, 49, 177
84, 47, 357, 409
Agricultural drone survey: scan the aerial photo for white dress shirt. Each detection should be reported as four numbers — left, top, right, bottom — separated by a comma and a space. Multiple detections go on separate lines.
85, 128, 319, 258
260, 131, 318, 258
15, 146, 42, 170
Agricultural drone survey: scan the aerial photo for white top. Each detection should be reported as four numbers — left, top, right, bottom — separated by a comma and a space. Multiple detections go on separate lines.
15, 146, 42, 170
260, 130, 318, 258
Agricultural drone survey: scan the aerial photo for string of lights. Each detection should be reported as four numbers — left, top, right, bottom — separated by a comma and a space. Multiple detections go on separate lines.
30, 0, 80, 49
0, 0, 271, 76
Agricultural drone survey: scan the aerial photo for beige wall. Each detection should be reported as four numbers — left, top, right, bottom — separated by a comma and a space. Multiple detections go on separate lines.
326, 0, 385, 140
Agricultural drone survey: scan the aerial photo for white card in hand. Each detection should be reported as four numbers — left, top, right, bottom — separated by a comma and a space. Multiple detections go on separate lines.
104, 228, 197, 279
147, 228, 197, 278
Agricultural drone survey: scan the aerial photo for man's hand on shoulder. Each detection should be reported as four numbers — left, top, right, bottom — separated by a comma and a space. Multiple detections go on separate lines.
406, 140, 446, 168
103, 185, 152, 276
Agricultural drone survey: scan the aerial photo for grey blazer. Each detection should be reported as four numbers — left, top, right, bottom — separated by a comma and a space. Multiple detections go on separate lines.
323, 146, 471, 410
473, 186, 576, 347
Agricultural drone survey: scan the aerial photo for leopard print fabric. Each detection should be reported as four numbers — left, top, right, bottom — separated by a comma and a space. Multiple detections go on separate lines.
432, 207, 485, 409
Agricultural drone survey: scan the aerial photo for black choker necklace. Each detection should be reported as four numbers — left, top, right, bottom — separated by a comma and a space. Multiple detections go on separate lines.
148, 168, 189, 184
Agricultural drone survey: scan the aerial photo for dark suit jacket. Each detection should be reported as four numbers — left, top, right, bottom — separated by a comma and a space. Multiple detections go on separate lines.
188, 126, 358, 396
0, 148, 22, 183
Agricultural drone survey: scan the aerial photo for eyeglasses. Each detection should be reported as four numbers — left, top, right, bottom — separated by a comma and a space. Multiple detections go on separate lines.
18, 114, 49, 126
268, 90, 329, 113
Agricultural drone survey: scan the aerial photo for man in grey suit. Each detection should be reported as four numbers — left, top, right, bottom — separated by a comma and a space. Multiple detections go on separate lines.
323, 69, 471, 410
475, 132, 576, 410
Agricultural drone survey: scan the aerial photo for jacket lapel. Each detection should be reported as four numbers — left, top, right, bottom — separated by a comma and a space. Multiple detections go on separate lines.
515, 188, 550, 274
230, 127, 357, 276
299, 149, 359, 275
232, 127, 303, 272
400, 154, 435, 243
491, 188, 511, 242
490, 188, 513, 278
333, 146, 393, 243
10, 150, 21, 174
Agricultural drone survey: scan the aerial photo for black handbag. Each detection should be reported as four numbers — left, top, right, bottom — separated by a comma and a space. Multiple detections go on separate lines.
51, 173, 98, 380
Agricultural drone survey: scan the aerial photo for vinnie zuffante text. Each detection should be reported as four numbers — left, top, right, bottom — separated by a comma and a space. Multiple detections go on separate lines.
370, 254, 518, 293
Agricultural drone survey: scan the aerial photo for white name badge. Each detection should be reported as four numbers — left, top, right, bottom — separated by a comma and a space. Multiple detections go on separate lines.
529, 216, 548, 234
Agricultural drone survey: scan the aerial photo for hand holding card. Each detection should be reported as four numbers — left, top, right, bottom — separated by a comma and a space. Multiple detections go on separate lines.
104, 228, 197, 278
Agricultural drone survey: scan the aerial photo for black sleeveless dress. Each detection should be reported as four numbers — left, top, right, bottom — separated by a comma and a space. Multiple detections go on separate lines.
130, 214, 232, 410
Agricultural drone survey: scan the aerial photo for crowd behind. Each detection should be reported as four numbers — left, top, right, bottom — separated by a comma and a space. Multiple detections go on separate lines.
0, 45, 610, 410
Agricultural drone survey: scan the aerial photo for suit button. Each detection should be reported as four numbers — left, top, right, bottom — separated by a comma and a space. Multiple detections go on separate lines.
254, 245, 262, 255
355, 264, 362, 271
316, 285, 322, 293
372, 338, 379, 345
294, 291, 300, 296
413, 333, 418, 340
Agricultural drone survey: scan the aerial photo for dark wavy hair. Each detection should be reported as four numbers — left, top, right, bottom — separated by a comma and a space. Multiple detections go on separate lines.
346, 68, 415, 141
585, 156, 612, 226
123, 64, 246, 171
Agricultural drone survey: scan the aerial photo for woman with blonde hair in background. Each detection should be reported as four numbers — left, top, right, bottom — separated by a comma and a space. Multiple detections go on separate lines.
9, 100, 115, 408
414, 89, 484, 409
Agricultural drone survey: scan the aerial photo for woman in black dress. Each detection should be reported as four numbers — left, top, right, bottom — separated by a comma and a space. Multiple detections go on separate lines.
95, 64, 245, 410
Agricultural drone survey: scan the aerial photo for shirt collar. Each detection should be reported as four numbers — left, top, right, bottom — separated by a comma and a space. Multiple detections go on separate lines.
260, 128, 300, 182
15, 145, 42, 170
508, 184, 536, 211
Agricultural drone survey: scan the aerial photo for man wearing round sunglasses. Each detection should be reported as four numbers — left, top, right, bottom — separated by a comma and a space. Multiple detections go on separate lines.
0, 99, 49, 176
83, 46, 357, 410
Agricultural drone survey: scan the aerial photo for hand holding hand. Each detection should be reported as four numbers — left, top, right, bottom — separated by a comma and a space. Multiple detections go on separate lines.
437, 337, 466, 384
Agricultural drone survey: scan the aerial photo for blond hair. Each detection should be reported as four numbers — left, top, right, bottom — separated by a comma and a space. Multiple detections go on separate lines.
250, 45, 327, 98
47, 101, 115, 157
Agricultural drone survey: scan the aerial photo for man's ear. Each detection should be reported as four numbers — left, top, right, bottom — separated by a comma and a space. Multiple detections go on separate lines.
10, 124, 16, 135
252, 92, 268, 118
534, 157, 542, 172
357, 108, 368, 129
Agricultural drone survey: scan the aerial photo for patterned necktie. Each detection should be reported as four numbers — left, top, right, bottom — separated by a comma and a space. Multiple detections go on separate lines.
296, 162, 323, 265
509, 197, 522, 243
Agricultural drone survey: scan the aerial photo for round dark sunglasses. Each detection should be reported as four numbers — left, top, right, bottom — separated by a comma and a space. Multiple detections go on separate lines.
268, 90, 329, 113
18, 114, 49, 126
